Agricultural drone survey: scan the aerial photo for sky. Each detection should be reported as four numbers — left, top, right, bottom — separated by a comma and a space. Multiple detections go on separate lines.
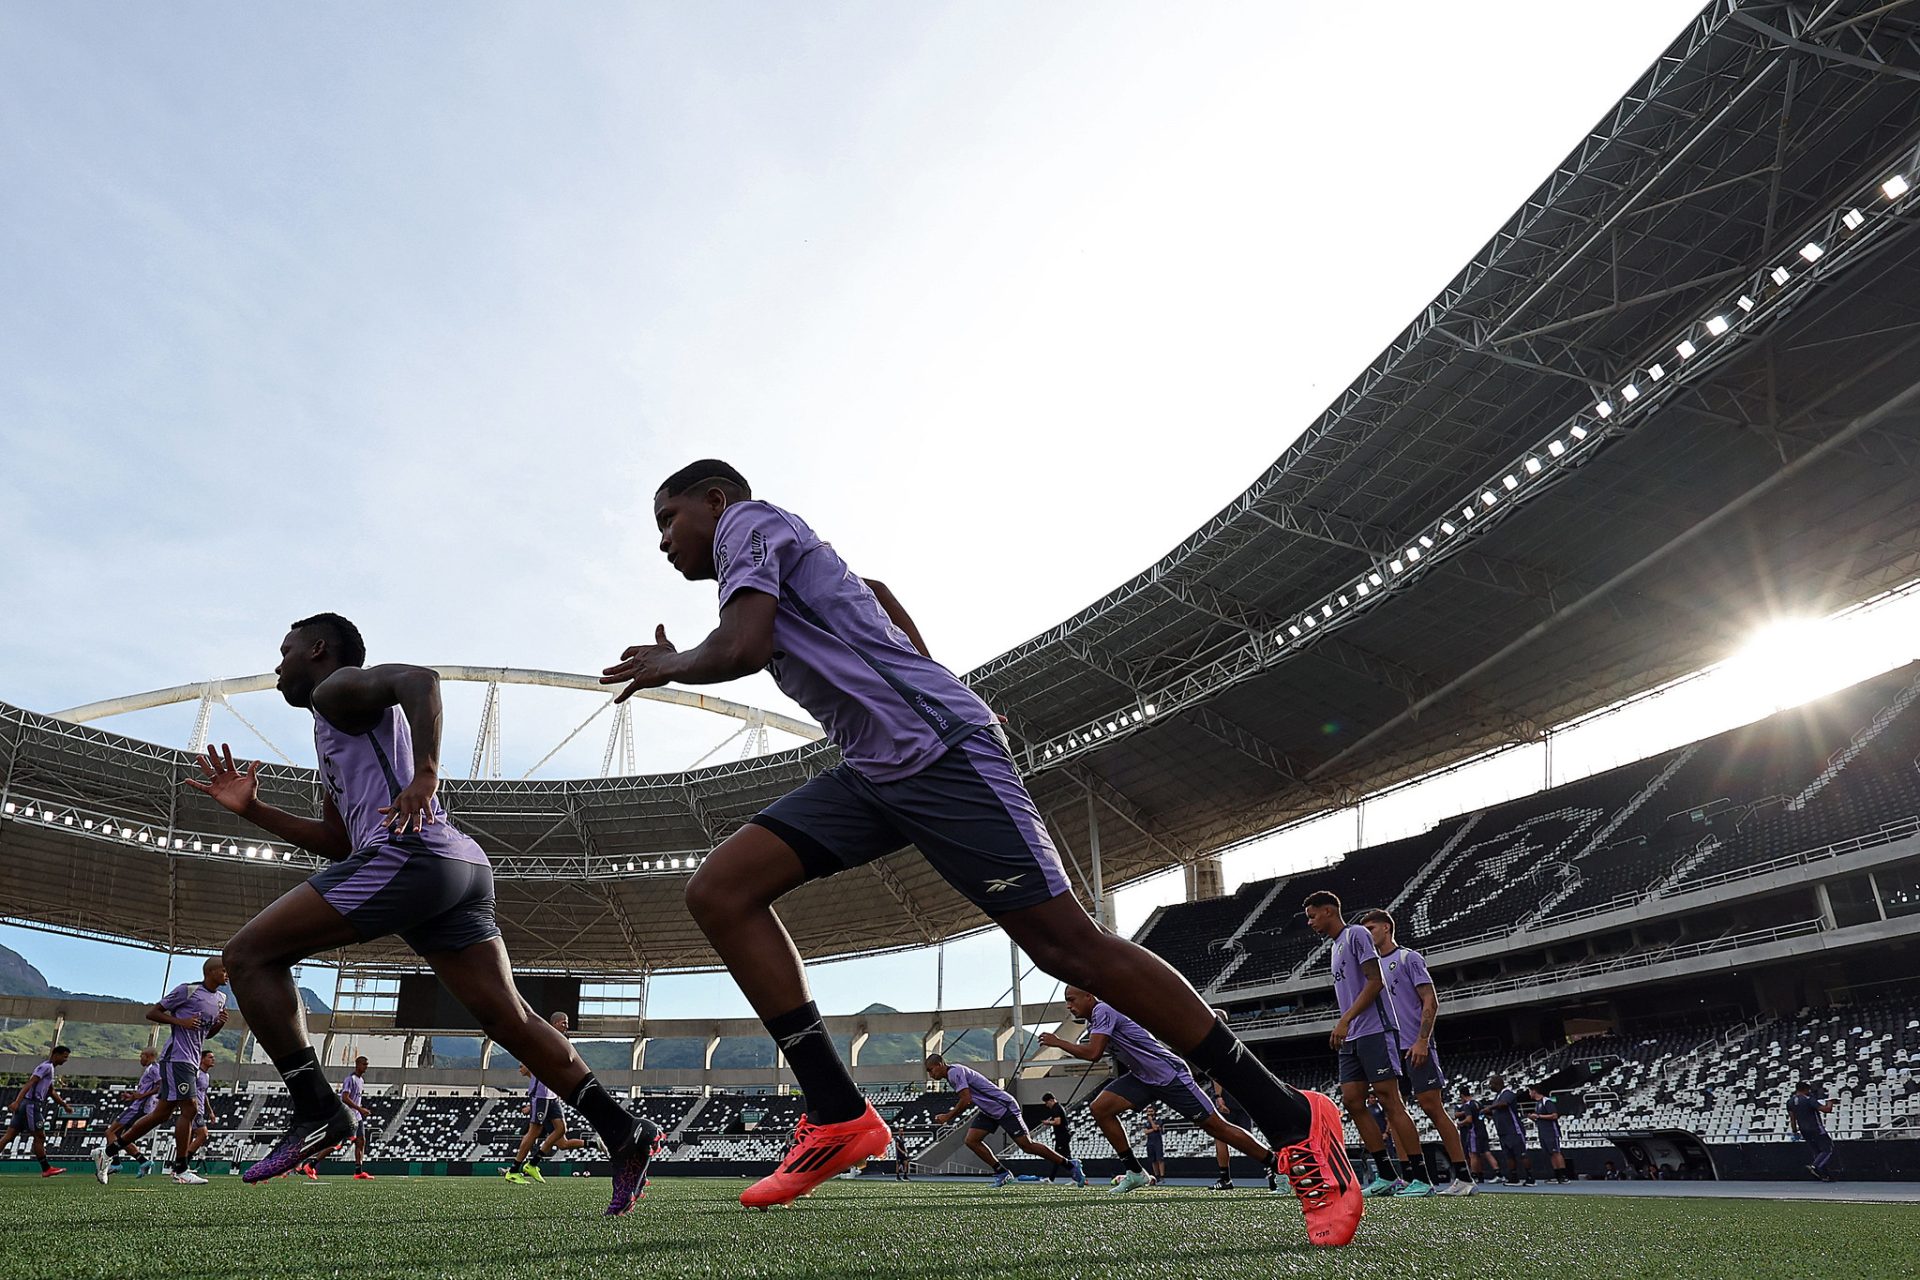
6, 0, 1874, 1022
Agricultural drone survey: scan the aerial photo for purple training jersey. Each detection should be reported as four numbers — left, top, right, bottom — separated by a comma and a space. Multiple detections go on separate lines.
528, 1076, 553, 1105
158, 982, 228, 1064
132, 1062, 161, 1100
944, 1063, 1017, 1118
194, 1070, 213, 1118
1329, 923, 1389, 1039
1378, 944, 1434, 1051
315, 705, 487, 863
714, 501, 994, 782
1087, 1000, 1195, 1089
25, 1060, 54, 1104
341, 1073, 364, 1108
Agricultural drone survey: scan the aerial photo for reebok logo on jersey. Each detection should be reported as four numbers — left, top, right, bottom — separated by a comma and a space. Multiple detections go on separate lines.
984, 875, 1026, 894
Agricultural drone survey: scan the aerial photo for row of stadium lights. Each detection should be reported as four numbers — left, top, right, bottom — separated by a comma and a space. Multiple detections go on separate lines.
1, 798, 704, 876
1034, 166, 1914, 768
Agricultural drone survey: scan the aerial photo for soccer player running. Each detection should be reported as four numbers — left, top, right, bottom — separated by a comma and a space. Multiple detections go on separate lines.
505, 1062, 587, 1183
1040, 987, 1276, 1194
1037, 1092, 1072, 1182
1359, 908, 1472, 1195
98, 957, 227, 1184
1302, 891, 1425, 1198
1788, 1081, 1836, 1181
183, 615, 658, 1215
605, 463, 1360, 1243
1529, 1087, 1568, 1183
341, 1056, 375, 1179
1485, 1075, 1535, 1185
926, 1055, 1084, 1187
185, 1051, 219, 1173
101, 1047, 162, 1177
3, 1045, 71, 1177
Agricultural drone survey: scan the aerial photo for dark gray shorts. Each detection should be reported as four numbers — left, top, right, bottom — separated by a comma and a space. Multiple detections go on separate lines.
1497, 1126, 1528, 1154
309, 843, 501, 955
354, 1114, 373, 1143
1536, 1121, 1561, 1154
1145, 1133, 1165, 1160
159, 1058, 198, 1103
1100, 1072, 1218, 1123
1398, 1044, 1447, 1097
752, 729, 1070, 914
967, 1108, 1029, 1138
1337, 1033, 1402, 1085
529, 1098, 560, 1128
11, 1101, 44, 1134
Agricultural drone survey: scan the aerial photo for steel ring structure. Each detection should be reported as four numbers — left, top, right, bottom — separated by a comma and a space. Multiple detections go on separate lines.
7, 2, 1920, 976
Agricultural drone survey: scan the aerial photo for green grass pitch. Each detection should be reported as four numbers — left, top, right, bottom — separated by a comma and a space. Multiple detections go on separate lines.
5, 1174, 1916, 1280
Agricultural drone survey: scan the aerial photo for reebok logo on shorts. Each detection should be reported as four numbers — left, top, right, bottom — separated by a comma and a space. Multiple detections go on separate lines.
984, 874, 1026, 894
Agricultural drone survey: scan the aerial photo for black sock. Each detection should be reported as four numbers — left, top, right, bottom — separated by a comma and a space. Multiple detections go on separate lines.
1369, 1149, 1399, 1181
104, 1140, 121, 1157
1405, 1152, 1432, 1183
1216, 1163, 1232, 1181
564, 1073, 641, 1153
38, 1155, 52, 1172
529, 1151, 543, 1169
989, 1160, 1010, 1175
171, 1154, 189, 1174
271, 1046, 337, 1115
1186, 1022, 1310, 1148
1118, 1150, 1143, 1173
764, 1002, 864, 1125
1451, 1160, 1471, 1181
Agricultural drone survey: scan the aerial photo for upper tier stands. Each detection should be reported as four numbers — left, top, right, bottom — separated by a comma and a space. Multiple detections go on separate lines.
1138, 664, 1920, 994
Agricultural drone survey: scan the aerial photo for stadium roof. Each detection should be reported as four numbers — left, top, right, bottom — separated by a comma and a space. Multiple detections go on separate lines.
7, 0, 1920, 972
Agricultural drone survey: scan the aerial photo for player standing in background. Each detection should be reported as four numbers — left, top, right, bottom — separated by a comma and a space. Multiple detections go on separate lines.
926, 1055, 1083, 1188
341, 1056, 375, 1179
1454, 1086, 1495, 1181
100, 1047, 161, 1178
3, 1044, 70, 1177
1040, 988, 1275, 1195
1037, 1092, 1072, 1182
608, 463, 1359, 1244
1788, 1082, 1836, 1181
1529, 1087, 1568, 1183
98, 957, 227, 1184
185, 1050, 219, 1174
187, 616, 657, 1215
1142, 1105, 1167, 1184
1360, 909, 1472, 1195
1485, 1075, 1535, 1186
1302, 892, 1425, 1198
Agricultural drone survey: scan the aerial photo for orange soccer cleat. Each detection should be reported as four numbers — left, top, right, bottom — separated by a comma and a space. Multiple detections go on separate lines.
1277, 1090, 1364, 1248
740, 1104, 891, 1210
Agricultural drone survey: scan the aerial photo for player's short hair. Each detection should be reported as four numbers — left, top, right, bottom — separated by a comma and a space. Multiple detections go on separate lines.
51, 1044, 70, 1055
1795, 1081, 1813, 1093
1357, 908, 1394, 930
923, 1053, 946, 1067
1041, 1093, 1056, 1102
290, 612, 367, 667
1301, 890, 1342, 911
657, 459, 751, 499
1489, 1074, 1505, 1088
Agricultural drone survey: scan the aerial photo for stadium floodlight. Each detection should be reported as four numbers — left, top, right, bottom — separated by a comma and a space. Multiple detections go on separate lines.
1482, 490, 1498, 506
1524, 457, 1543, 475
1405, 546, 1421, 563
1106, 720, 1118, 731
226, 844, 237, 855
119, 827, 132, 838
1548, 440, 1565, 457
1620, 384, 1639, 402
1144, 703, 1157, 715
192, 840, 203, 851
1799, 241, 1824, 262
1288, 624, 1302, 637
1886, 174, 1911, 199
1303, 614, 1316, 628
83, 819, 94, 830
1502, 474, 1519, 490
1354, 582, 1369, 597
1320, 604, 1333, 618
1440, 521, 1456, 535
1461, 505, 1475, 520
1389, 559, 1404, 574
244, 847, 257, 858
1649, 363, 1666, 381
1419, 535, 1434, 549
137, 831, 149, 842
63, 816, 73, 826
1131, 708, 1144, 722
1368, 572, 1384, 586
1337, 594, 1350, 606
1594, 400, 1613, 418
1705, 315, 1729, 336
1842, 208, 1864, 231
1, 802, 12, 814
1570, 424, 1588, 439
1737, 295, 1755, 312
1771, 266, 1790, 286
1676, 339, 1697, 359
282, 851, 293, 861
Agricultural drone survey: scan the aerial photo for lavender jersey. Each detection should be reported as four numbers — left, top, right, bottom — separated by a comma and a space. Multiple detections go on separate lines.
341, 1074, 364, 1109
194, 1071, 212, 1118
528, 1076, 553, 1105
714, 501, 994, 782
132, 1062, 162, 1101
25, 1061, 54, 1104
314, 705, 486, 863
1329, 924, 1389, 1039
159, 982, 228, 1064
1379, 944, 1434, 1051
1087, 1000, 1195, 1088
944, 1064, 1017, 1118
1491, 1088, 1525, 1139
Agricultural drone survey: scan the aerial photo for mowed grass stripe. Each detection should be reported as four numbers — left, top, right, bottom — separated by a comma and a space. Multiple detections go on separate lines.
3, 1175, 1916, 1280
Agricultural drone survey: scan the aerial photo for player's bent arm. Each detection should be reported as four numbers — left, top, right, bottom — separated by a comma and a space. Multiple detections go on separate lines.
660, 593, 778, 684
863, 579, 931, 658
1340, 962, 1387, 1022
1415, 984, 1439, 1045
241, 791, 353, 861
1038, 1031, 1108, 1063
145, 1002, 196, 1030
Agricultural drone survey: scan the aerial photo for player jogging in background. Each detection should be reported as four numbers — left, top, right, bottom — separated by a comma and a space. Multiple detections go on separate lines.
506, 1060, 587, 1183
926, 1055, 1084, 1187
1485, 1075, 1535, 1185
185, 1051, 219, 1173
101, 1047, 161, 1177
98, 957, 227, 1184
1302, 891, 1426, 1198
606, 462, 1359, 1244
184, 615, 658, 1215
341, 1056, 375, 1179
1359, 908, 1472, 1195
1041, 987, 1276, 1194
1788, 1082, 1836, 1181
1037, 1092, 1072, 1182
1529, 1087, 1568, 1182
4, 1044, 70, 1177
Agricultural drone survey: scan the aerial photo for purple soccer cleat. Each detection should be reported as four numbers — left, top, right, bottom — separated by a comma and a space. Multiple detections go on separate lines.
242, 1106, 355, 1184
603, 1118, 662, 1217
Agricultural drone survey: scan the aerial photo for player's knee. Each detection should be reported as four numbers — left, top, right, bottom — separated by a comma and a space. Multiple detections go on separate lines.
683, 866, 741, 929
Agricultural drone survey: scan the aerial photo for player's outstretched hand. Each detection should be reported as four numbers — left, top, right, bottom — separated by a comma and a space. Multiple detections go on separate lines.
600, 626, 678, 703
186, 745, 260, 815
380, 768, 439, 834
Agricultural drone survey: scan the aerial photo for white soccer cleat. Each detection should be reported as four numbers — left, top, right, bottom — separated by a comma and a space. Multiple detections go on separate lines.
94, 1147, 112, 1185
1439, 1178, 1475, 1196
171, 1170, 209, 1185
